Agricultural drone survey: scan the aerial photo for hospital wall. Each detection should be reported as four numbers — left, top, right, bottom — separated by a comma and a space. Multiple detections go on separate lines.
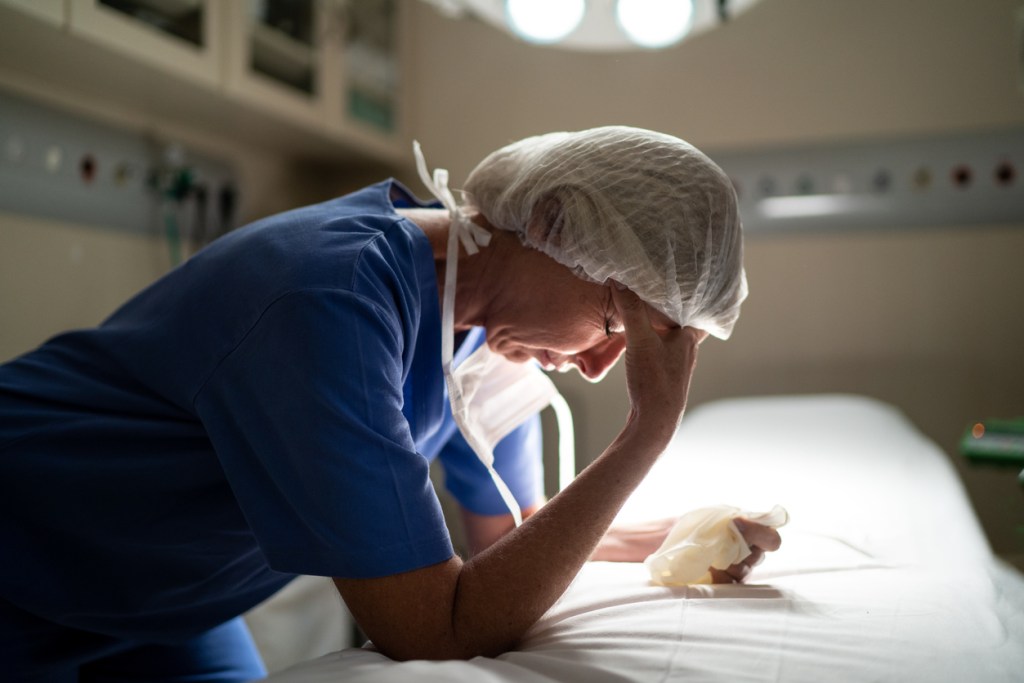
0, 103, 329, 357
400, 0, 1024, 565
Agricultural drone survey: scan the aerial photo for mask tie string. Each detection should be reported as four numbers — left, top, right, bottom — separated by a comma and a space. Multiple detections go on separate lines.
413, 141, 490, 375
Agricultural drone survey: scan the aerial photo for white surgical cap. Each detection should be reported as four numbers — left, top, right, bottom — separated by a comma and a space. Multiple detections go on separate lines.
462, 126, 748, 339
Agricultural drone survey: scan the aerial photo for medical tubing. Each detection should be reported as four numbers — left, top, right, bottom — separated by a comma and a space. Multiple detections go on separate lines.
549, 392, 576, 492
164, 204, 182, 267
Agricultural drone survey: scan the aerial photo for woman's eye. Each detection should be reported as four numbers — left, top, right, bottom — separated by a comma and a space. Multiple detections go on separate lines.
604, 316, 625, 338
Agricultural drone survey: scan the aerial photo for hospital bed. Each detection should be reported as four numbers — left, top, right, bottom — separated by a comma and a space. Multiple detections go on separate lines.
263, 394, 1024, 682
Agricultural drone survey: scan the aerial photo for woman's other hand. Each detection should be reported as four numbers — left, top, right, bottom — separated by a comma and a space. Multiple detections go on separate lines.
708, 517, 783, 583
593, 516, 783, 579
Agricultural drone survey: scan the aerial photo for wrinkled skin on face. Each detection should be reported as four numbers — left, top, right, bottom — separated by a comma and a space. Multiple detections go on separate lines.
466, 238, 704, 382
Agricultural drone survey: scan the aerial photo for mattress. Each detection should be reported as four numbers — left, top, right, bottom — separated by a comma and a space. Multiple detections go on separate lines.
265, 395, 1024, 682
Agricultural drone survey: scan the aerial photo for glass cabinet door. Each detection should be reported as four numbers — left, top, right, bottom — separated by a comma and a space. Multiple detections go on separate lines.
97, 0, 204, 46
222, 0, 327, 128
68, 0, 222, 86
249, 0, 317, 95
342, 0, 399, 135
223, 0, 405, 152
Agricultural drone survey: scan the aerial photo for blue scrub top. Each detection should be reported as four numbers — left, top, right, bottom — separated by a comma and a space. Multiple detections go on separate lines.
0, 180, 543, 643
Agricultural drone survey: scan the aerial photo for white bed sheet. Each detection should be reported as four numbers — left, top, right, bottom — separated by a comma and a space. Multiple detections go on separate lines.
266, 395, 1024, 683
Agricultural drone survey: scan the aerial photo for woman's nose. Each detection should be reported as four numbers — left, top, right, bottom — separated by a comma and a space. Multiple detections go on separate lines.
573, 337, 626, 382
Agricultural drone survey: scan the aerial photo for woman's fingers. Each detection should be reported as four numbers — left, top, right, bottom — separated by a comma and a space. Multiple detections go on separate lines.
708, 519, 784, 584
710, 563, 751, 583
733, 518, 783, 552
748, 546, 766, 566
610, 283, 656, 346
709, 547, 765, 584
609, 283, 703, 446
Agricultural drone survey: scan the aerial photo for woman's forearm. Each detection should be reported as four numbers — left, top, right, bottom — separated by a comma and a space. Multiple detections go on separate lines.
335, 290, 700, 661
447, 417, 669, 656
439, 289, 699, 657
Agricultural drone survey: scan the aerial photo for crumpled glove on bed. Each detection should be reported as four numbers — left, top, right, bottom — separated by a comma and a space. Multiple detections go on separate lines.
645, 505, 789, 586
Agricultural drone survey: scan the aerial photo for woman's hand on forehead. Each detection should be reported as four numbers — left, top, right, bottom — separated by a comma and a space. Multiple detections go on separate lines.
611, 285, 703, 447
606, 283, 708, 339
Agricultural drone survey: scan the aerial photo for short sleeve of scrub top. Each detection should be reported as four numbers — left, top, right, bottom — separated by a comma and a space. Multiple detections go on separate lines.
439, 414, 545, 516
194, 235, 454, 580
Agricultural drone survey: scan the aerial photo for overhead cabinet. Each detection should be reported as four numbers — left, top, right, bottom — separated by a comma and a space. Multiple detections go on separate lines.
0, 0, 408, 165
69, 0, 223, 88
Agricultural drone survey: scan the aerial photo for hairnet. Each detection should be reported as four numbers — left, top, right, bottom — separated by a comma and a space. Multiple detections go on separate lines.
462, 126, 747, 339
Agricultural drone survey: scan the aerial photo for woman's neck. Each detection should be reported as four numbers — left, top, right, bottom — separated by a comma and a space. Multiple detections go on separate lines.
396, 208, 507, 332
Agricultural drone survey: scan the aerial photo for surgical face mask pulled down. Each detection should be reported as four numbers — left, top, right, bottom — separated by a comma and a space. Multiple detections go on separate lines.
415, 143, 575, 526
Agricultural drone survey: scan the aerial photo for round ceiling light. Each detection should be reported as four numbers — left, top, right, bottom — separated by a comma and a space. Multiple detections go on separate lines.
616, 0, 695, 49
506, 0, 586, 44
425, 0, 765, 52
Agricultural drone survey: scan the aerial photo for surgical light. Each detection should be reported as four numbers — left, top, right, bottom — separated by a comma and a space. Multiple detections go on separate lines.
423, 0, 765, 52
616, 0, 695, 49
506, 0, 585, 44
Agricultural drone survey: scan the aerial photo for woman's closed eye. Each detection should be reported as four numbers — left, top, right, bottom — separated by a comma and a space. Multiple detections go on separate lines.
604, 316, 624, 338
602, 288, 625, 338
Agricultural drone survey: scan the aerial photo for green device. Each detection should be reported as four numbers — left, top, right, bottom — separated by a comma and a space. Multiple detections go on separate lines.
960, 418, 1024, 484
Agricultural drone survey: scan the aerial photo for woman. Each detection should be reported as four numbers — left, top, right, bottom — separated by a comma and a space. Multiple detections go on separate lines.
0, 126, 779, 680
